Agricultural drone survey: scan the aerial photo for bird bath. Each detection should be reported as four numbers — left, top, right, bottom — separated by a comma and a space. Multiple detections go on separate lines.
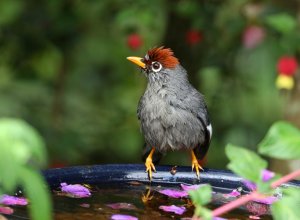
5, 164, 300, 219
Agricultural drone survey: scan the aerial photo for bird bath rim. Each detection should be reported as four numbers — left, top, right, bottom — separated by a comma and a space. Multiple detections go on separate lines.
43, 164, 300, 192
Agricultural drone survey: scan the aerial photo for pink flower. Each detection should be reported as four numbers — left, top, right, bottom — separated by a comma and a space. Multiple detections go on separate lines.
186, 29, 203, 45
158, 189, 188, 198
242, 176, 278, 205
242, 25, 265, 49
261, 169, 275, 182
127, 34, 143, 50
277, 56, 298, 76
60, 183, 91, 198
0, 195, 28, 206
111, 214, 138, 220
0, 206, 13, 215
159, 205, 186, 215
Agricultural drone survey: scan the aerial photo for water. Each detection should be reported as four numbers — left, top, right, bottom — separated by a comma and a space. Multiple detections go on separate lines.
8, 182, 273, 220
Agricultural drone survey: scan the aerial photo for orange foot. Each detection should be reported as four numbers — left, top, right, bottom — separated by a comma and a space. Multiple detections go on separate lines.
145, 147, 156, 181
191, 150, 204, 179
142, 188, 153, 203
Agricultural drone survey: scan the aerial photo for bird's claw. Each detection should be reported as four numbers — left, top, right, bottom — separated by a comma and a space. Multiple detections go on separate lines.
192, 160, 203, 179
145, 158, 156, 181
142, 188, 153, 203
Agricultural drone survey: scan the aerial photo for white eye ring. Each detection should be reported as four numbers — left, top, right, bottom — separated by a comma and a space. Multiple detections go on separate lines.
151, 61, 162, 72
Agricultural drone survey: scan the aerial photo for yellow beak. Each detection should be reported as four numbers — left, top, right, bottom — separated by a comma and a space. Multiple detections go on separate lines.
127, 56, 146, 69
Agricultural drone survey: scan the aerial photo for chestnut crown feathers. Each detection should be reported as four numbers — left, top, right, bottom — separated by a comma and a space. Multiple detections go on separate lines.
144, 47, 179, 69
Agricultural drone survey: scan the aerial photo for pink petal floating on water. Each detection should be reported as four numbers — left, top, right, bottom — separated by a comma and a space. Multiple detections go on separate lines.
111, 214, 138, 220
0, 206, 13, 215
224, 189, 241, 198
158, 189, 188, 198
159, 205, 186, 215
0, 195, 28, 206
180, 184, 204, 191
60, 183, 91, 198
106, 203, 137, 210
253, 196, 278, 205
261, 169, 275, 182
79, 203, 90, 208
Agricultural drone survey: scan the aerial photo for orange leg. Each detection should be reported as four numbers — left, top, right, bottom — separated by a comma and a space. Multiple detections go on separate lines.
145, 147, 156, 181
191, 150, 204, 179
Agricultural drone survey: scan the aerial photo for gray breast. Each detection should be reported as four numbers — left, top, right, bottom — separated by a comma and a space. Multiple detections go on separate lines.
138, 87, 205, 152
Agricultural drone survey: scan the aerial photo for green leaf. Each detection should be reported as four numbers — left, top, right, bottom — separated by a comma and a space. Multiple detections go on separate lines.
225, 144, 267, 183
0, 118, 47, 167
271, 187, 300, 220
265, 13, 297, 34
188, 184, 212, 206
19, 167, 52, 220
258, 121, 300, 160
0, 146, 18, 192
189, 185, 213, 220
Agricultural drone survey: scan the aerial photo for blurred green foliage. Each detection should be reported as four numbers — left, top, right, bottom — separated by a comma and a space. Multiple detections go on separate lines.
259, 121, 300, 159
191, 121, 300, 219
0, 118, 52, 220
0, 0, 299, 168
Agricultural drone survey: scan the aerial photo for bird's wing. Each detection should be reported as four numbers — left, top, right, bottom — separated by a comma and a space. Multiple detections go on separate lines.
192, 92, 212, 160
194, 114, 211, 160
170, 88, 212, 160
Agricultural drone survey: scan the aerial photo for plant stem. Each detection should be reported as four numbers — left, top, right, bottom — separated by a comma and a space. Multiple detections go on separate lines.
271, 169, 300, 188
211, 192, 257, 217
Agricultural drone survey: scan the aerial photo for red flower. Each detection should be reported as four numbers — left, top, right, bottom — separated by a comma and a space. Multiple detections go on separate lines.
127, 34, 143, 50
242, 25, 265, 49
277, 56, 298, 76
186, 29, 203, 46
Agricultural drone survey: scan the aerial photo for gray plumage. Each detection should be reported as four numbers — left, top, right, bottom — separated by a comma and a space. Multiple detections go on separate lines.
138, 64, 212, 163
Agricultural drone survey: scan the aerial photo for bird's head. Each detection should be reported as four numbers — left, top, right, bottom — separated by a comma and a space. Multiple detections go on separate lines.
127, 47, 180, 83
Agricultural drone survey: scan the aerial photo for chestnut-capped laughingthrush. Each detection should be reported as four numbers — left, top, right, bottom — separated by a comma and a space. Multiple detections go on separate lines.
127, 47, 212, 181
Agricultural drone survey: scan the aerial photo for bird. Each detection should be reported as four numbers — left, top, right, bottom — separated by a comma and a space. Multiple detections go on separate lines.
127, 46, 212, 181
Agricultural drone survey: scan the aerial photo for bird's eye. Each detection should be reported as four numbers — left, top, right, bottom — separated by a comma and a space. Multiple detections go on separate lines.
151, 62, 162, 72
